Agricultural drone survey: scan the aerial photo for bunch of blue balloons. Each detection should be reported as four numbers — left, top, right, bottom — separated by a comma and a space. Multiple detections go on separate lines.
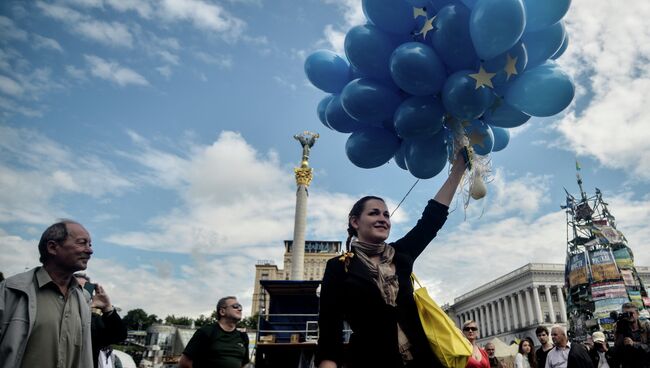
305, 0, 574, 179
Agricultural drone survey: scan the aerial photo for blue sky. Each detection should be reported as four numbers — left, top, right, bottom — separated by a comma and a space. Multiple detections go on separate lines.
1, 0, 649, 319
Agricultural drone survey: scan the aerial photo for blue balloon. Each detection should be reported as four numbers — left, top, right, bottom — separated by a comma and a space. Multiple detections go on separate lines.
483, 41, 528, 93
393, 142, 408, 170
394, 96, 445, 139
345, 24, 396, 80
442, 70, 494, 120
406, 0, 430, 6
346, 127, 401, 168
505, 61, 575, 117
325, 95, 362, 133
405, 130, 449, 179
523, 0, 572, 32
482, 96, 531, 127
551, 32, 569, 60
464, 120, 494, 155
390, 42, 446, 96
431, 0, 465, 11
432, 4, 480, 72
470, 0, 525, 60
362, 0, 416, 35
490, 126, 510, 152
523, 21, 566, 68
304, 50, 351, 93
460, 0, 477, 9
317, 95, 334, 130
341, 78, 402, 124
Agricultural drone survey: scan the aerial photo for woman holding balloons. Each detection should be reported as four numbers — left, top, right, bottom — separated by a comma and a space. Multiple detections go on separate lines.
315, 152, 466, 368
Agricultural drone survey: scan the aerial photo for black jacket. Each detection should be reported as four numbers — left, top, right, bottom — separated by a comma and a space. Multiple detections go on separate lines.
568, 342, 594, 368
588, 346, 617, 368
91, 310, 127, 368
316, 200, 449, 368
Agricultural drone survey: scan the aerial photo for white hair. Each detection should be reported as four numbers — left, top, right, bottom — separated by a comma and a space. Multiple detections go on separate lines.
551, 324, 567, 335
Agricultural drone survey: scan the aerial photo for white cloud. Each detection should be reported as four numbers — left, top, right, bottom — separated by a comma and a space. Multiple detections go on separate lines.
157, 0, 246, 41
273, 76, 297, 91
0, 15, 28, 42
0, 75, 25, 96
105, 0, 153, 18
84, 54, 149, 87
36, 2, 133, 48
156, 65, 172, 79
0, 96, 43, 117
0, 126, 134, 224
32, 34, 64, 52
65, 65, 87, 80
194, 52, 233, 69
554, 1, 650, 180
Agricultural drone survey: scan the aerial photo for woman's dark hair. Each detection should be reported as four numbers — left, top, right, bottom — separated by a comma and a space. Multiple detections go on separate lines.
345, 196, 385, 251
519, 336, 537, 368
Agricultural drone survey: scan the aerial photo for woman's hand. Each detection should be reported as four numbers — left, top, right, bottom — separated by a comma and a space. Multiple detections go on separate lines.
318, 360, 337, 368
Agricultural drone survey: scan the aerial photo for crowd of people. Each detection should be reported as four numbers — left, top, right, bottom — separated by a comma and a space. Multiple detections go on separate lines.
1, 152, 648, 368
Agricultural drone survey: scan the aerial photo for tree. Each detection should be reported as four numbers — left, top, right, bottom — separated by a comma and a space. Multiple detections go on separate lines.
194, 312, 218, 328
123, 308, 161, 331
164, 315, 193, 326
237, 313, 259, 331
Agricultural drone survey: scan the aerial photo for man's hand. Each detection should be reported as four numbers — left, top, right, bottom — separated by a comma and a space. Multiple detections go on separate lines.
623, 337, 635, 346
91, 284, 113, 313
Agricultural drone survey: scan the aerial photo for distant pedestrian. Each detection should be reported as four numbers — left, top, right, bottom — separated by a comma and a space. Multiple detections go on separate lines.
484, 342, 505, 368
178, 296, 250, 368
75, 273, 127, 368
516, 337, 537, 368
545, 325, 593, 368
588, 331, 616, 368
536, 326, 554, 368
0, 220, 95, 368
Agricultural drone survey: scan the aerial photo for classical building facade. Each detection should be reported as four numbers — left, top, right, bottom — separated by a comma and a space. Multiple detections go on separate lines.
447, 263, 650, 344
250, 240, 341, 315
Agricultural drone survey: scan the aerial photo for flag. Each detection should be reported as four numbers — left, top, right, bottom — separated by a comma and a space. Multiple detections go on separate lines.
576, 159, 581, 171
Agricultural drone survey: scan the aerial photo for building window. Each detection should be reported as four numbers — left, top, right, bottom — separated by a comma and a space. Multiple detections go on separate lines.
540, 293, 547, 302
556, 312, 562, 321
552, 293, 558, 302
544, 312, 550, 322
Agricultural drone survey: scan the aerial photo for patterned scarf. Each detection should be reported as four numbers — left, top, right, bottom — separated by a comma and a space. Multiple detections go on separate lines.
351, 240, 398, 306
351, 240, 413, 361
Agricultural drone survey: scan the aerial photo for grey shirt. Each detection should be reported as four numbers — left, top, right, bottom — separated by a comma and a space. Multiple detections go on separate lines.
20, 267, 84, 368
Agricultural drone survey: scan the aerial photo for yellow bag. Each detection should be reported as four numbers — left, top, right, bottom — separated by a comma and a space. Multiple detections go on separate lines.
411, 273, 472, 368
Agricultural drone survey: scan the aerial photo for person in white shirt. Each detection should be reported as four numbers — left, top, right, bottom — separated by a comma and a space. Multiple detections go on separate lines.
588, 331, 616, 368
545, 325, 593, 368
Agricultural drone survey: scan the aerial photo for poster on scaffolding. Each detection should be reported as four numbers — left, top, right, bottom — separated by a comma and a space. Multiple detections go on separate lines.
568, 252, 589, 287
589, 248, 620, 282
593, 225, 624, 244
591, 282, 628, 300
613, 247, 634, 269
621, 269, 638, 287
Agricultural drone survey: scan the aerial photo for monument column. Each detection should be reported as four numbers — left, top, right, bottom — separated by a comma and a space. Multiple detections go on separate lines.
291, 132, 318, 280
525, 288, 535, 325
510, 294, 520, 329
502, 298, 512, 332
495, 299, 503, 333
545, 285, 556, 323
517, 291, 527, 327
557, 286, 568, 323
532, 285, 543, 324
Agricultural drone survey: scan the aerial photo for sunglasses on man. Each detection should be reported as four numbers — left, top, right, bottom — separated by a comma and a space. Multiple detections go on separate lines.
463, 327, 478, 332
227, 303, 243, 310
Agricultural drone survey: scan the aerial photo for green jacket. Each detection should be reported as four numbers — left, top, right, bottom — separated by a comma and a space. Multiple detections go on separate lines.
0, 267, 94, 368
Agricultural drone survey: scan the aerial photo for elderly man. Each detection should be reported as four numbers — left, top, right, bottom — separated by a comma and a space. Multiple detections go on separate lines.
484, 342, 504, 368
545, 325, 593, 368
0, 220, 95, 368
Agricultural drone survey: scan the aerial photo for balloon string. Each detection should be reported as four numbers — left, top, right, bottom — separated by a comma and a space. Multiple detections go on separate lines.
391, 179, 420, 217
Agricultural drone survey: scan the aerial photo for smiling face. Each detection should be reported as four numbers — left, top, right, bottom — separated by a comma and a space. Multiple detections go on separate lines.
48, 223, 93, 272
350, 199, 391, 244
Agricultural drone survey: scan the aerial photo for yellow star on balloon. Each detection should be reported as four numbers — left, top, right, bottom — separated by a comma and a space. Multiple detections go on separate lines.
468, 130, 487, 148
469, 66, 496, 89
413, 7, 427, 19
417, 16, 435, 39
504, 54, 519, 80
